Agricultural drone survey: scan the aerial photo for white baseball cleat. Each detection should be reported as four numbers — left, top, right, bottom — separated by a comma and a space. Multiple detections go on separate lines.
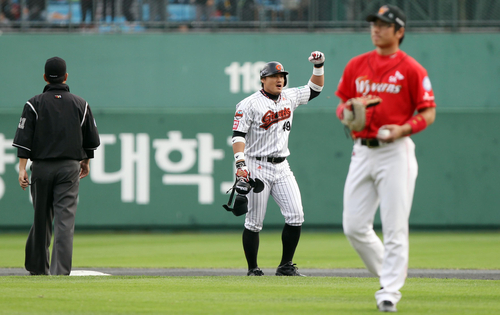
377, 300, 397, 312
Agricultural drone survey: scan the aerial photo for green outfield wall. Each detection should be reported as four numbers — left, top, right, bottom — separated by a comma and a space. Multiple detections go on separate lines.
0, 33, 499, 110
1, 110, 499, 229
0, 33, 498, 229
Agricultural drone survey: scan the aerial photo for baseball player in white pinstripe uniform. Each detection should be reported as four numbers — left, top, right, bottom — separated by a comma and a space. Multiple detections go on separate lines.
231, 52, 325, 276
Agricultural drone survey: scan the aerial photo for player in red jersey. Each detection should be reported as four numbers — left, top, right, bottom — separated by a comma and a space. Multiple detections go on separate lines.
335, 5, 436, 312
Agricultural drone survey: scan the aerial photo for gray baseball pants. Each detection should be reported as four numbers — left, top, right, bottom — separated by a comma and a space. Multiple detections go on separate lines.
25, 160, 80, 275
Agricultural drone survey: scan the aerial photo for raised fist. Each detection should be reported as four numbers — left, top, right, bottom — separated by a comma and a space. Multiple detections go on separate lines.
308, 51, 325, 66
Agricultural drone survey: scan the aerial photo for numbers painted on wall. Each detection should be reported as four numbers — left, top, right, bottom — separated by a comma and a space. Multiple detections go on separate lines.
225, 61, 267, 94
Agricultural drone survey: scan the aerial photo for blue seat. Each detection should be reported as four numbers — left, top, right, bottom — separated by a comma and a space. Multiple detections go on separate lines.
168, 4, 196, 21
46, 1, 82, 24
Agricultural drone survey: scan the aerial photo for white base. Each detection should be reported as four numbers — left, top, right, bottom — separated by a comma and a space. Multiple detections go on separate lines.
69, 270, 111, 276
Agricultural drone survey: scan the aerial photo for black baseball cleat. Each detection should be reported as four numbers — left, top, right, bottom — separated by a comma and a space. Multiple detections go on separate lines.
275, 261, 306, 276
247, 267, 264, 276
377, 300, 397, 312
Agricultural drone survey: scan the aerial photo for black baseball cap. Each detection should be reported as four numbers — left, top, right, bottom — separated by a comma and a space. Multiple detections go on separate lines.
44, 57, 66, 80
366, 5, 406, 28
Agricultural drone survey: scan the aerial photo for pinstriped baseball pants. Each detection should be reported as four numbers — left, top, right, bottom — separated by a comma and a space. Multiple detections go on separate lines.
244, 158, 304, 232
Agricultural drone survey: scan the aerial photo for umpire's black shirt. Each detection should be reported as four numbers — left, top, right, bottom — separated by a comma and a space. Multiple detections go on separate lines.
13, 84, 100, 160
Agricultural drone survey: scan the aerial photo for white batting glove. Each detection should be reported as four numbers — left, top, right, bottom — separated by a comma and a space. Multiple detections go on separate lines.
235, 161, 250, 182
308, 51, 325, 66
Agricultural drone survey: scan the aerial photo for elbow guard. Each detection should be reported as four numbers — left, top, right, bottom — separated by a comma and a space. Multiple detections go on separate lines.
308, 80, 323, 92
232, 136, 246, 145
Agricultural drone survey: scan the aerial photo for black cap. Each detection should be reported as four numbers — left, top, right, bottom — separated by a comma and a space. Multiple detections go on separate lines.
366, 5, 406, 28
260, 61, 289, 78
44, 57, 66, 80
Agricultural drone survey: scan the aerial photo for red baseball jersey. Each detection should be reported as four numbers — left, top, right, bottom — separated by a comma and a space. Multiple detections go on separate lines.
336, 50, 436, 139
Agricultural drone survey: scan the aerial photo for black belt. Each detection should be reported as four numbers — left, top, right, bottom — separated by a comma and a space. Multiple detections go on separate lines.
360, 139, 380, 148
256, 157, 286, 164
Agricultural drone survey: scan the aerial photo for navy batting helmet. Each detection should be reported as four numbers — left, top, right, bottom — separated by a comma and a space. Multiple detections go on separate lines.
260, 61, 289, 87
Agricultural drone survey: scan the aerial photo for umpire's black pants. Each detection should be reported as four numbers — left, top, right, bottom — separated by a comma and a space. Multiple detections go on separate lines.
25, 160, 80, 275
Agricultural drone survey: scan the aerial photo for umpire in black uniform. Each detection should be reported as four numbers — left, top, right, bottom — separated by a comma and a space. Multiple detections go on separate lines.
13, 57, 100, 275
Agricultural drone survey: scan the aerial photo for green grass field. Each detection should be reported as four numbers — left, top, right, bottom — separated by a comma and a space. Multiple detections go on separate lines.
2, 231, 500, 269
1, 231, 499, 314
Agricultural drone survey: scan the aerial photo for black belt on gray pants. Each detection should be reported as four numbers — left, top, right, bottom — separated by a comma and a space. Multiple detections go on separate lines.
256, 157, 286, 164
360, 139, 380, 148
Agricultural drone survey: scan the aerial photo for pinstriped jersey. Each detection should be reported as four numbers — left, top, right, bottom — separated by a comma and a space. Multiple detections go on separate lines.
233, 85, 311, 157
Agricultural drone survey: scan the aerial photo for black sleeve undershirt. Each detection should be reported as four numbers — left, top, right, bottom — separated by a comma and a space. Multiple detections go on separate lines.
232, 131, 247, 138
309, 87, 320, 100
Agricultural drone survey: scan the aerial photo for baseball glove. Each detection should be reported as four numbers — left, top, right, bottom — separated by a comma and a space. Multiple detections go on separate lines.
341, 95, 382, 132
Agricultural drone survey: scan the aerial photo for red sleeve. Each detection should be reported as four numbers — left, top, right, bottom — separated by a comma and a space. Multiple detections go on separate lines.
335, 60, 355, 102
408, 61, 436, 111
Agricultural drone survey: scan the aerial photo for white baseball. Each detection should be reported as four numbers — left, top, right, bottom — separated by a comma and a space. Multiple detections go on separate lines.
377, 128, 390, 139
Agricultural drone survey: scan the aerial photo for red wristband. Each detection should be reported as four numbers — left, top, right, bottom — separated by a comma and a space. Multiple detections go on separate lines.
406, 114, 427, 134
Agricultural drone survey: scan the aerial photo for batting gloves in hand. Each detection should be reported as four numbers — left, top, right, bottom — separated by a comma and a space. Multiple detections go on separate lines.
308, 51, 325, 67
235, 161, 250, 182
